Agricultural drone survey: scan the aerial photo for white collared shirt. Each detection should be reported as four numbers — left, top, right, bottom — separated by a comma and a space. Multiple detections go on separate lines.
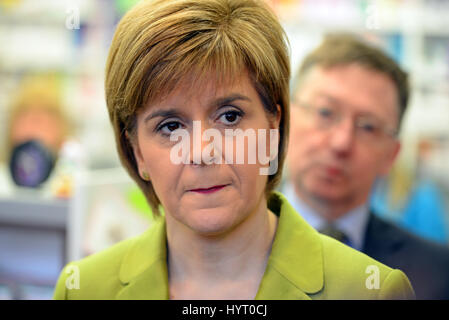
282, 182, 370, 251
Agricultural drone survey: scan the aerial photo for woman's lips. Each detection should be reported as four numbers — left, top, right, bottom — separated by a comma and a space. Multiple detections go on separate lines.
189, 184, 228, 194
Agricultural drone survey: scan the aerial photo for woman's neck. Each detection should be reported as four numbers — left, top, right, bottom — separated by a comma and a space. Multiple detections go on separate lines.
165, 198, 278, 299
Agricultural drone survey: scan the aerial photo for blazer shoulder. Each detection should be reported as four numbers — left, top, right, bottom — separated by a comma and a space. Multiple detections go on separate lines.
53, 233, 140, 300
318, 234, 415, 299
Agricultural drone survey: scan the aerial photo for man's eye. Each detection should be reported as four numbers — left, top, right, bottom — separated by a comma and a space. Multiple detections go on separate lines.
317, 107, 335, 119
358, 121, 379, 134
218, 110, 243, 126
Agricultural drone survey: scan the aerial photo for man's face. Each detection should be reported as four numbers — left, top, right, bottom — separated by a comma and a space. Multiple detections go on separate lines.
287, 64, 401, 212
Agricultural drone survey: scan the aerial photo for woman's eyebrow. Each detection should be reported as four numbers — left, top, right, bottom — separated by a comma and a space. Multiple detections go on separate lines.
144, 94, 251, 123
212, 94, 251, 107
144, 109, 182, 123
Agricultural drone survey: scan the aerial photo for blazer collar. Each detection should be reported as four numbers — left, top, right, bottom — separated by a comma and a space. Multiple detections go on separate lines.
116, 191, 324, 300
255, 192, 323, 299
117, 216, 169, 299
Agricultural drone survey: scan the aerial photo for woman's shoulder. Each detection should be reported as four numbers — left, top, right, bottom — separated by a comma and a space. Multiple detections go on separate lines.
53, 219, 164, 300
271, 192, 415, 299
76, 233, 138, 274
317, 234, 415, 299
53, 235, 138, 299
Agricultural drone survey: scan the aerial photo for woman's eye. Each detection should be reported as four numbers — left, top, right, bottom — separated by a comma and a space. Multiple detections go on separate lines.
218, 110, 242, 126
158, 121, 182, 135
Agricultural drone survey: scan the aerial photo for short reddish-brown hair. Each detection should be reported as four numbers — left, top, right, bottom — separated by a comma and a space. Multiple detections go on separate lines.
105, 0, 291, 215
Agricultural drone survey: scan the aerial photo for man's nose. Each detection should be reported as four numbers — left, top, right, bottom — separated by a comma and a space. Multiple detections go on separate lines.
328, 118, 356, 156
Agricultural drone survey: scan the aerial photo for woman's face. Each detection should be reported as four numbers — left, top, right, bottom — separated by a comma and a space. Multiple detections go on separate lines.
131, 71, 280, 236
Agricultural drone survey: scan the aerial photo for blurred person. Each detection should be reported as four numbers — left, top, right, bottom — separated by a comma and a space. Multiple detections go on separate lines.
53, 0, 414, 300
1, 75, 73, 195
285, 34, 449, 299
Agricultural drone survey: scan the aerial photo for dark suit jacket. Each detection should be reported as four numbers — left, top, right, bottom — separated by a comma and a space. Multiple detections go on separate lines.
363, 213, 449, 299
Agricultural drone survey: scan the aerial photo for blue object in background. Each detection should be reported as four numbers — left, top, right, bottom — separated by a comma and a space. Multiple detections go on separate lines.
385, 33, 404, 66
400, 180, 448, 244
371, 179, 449, 245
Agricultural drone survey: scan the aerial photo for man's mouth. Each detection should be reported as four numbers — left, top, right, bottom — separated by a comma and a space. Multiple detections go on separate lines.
325, 166, 343, 177
314, 163, 346, 181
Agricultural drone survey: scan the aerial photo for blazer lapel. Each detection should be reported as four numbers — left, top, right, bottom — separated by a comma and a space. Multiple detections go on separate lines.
115, 192, 324, 300
116, 217, 169, 300
255, 264, 312, 300
256, 192, 324, 299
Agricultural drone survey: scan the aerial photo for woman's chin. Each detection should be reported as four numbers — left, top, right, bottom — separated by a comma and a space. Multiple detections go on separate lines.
182, 207, 243, 237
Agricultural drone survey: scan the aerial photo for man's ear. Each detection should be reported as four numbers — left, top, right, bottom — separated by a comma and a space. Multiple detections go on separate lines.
126, 131, 147, 180
380, 140, 401, 175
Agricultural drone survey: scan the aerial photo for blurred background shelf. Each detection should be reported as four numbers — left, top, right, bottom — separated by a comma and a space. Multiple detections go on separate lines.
0, 194, 68, 228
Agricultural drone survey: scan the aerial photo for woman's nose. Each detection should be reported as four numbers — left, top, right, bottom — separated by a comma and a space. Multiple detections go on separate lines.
189, 120, 222, 165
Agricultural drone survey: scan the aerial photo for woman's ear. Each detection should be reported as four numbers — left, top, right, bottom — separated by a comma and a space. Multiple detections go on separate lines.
126, 130, 150, 181
269, 104, 282, 160
271, 104, 282, 130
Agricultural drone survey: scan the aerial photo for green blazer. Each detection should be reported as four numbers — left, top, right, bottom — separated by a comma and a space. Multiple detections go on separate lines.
53, 192, 415, 299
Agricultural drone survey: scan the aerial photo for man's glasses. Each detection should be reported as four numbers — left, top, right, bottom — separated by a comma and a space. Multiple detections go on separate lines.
297, 101, 398, 144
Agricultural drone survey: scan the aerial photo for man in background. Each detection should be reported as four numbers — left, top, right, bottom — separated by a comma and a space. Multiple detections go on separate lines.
284, 34, 449, 299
